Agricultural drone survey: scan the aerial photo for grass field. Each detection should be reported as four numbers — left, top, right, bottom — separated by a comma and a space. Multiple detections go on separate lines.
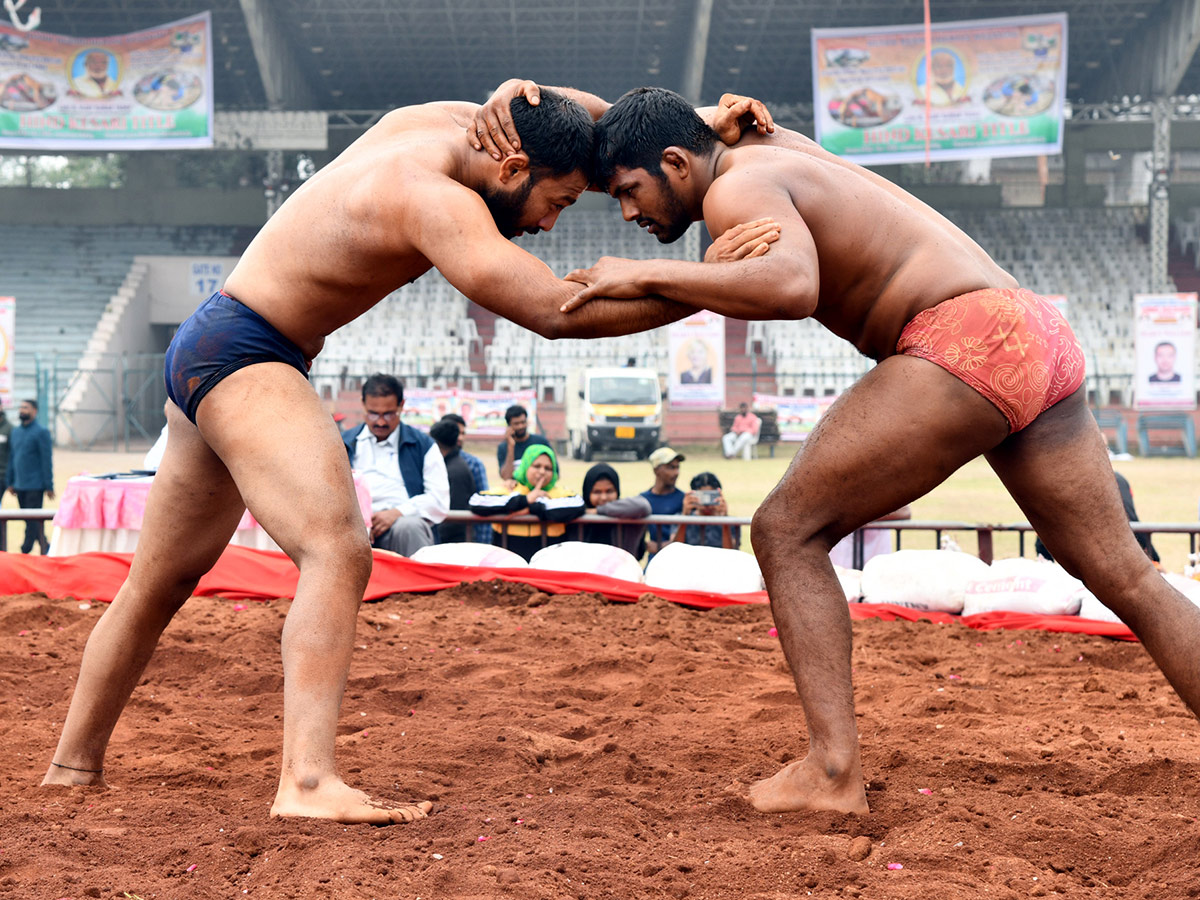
7, 442, 1199, 573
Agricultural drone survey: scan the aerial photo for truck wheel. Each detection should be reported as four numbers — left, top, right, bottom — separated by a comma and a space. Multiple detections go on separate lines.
583, 443, 594, 461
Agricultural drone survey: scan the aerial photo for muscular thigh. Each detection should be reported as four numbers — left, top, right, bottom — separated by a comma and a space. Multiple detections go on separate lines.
193, 362, 366, 559
984, 387, 1150, 583
763, 355, 1010, 545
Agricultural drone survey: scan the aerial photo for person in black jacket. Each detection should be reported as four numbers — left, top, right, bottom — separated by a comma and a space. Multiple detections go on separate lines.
430, 419, 477, 544
580, 463, 649, 559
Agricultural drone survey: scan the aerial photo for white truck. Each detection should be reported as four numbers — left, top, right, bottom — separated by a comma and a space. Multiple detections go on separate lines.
566, 366, 664, 461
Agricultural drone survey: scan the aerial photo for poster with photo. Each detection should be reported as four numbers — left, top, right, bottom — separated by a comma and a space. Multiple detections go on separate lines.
0, 296, 13, 410
667, 311, 725, 408
0, 12, 213, 149
753, 393, 838, 441
812, 12, 1066, 164
397, 387, 537, 435
1134, 293, 1196, 411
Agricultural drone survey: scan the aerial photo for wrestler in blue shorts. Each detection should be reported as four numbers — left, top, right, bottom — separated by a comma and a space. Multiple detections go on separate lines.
165, 290, 311, 424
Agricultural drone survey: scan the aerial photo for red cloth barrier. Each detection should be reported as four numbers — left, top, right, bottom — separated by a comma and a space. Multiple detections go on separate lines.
0, 545, 1135, 639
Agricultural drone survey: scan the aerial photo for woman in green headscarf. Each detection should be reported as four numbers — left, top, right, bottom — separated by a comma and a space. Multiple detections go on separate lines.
468, 443, 584, 561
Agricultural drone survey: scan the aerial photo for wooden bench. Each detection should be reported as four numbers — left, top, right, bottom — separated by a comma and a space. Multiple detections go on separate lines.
717, 409, 780, 458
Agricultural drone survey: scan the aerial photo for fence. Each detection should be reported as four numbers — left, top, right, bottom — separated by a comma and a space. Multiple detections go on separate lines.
8, 508, 1199, 578
35, 352, 168, 451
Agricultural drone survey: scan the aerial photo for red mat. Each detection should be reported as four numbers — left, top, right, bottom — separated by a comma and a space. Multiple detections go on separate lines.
0, 545, 1135, 640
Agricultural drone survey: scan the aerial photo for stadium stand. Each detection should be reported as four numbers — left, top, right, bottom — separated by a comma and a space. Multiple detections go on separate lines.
313, 205, 700, 398
1, 224, 250, 401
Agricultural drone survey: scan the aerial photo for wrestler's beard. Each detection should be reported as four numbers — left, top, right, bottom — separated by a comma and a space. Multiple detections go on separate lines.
646, 187, 693, 244
482, 179, 535, 239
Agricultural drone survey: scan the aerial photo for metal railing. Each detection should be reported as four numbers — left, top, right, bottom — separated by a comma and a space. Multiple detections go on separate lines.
440, 511, 1200, 568
10, 508, 1199, 570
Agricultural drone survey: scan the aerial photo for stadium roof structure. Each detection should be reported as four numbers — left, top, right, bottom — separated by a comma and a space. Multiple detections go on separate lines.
26, 0, 1200, 126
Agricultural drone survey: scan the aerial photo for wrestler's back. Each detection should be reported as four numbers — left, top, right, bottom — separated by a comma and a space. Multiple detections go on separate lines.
727, 129, 1016, 359
222, 102, 476, 358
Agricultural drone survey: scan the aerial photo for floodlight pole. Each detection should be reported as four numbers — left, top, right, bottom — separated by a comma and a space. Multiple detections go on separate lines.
264, 148, 284, 218
1150, 97, 1171, 290
680, 0, 714, 105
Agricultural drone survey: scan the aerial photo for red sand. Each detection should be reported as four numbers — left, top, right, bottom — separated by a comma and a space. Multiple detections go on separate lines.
2, 581, 1199, 899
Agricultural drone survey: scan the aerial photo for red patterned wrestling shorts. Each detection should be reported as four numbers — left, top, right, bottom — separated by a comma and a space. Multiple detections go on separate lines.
895, 288, 1086, 433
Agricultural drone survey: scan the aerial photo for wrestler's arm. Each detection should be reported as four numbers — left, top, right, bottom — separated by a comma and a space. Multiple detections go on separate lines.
565, 172, 819, 321
405, 176, 697, 339
471, 80, 772, 159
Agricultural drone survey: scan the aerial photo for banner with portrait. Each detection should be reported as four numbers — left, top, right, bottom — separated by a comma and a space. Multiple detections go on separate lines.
0, 296, 13, 411
0, 12, 213, 149
398, 388, 538, 436
1133, 293, 1197, 411
753, 393, 838, 442
667, 311, 725, 408
812, 13, 1067, 165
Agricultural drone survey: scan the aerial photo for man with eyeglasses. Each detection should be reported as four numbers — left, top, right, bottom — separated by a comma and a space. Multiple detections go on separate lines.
342, 373, 448, 556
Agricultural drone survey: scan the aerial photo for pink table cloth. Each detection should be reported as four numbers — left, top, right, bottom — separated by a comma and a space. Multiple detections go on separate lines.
53, 475, 372, 533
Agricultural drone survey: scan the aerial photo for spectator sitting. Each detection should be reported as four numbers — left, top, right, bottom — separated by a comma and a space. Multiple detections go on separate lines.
672, 471, 740, 551
498, 404, 549, 481
640, 446, 686, 561
581, 462, 651, 559
430, 419, 477, 544
342, 373, 449, 556
722, 402, 761, 459
470, 443, 583, 562
441, 413, 491, 543
1037, 471, 1159, 564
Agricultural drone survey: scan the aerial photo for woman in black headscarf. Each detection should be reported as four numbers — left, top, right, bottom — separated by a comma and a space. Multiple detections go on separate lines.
580, 463, 651, 560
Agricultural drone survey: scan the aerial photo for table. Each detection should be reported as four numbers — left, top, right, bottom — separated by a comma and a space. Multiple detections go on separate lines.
49, 474, 373, 556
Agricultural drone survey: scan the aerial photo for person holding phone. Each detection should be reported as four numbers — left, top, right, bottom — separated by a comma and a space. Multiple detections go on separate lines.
671, 471, 740, 550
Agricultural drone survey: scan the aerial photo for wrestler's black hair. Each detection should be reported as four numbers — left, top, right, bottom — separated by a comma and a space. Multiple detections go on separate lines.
362, 373, 403, 404
593, 87, 717, 189
429, 419, 461, 449
509, 88, 594, 182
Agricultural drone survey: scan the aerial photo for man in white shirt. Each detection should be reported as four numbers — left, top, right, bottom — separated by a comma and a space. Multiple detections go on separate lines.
342, 374, 449, 556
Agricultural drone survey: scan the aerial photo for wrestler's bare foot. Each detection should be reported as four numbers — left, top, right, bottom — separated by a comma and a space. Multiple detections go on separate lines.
271, 775, 432, 825
748, 755, 869, 815
41, 765, 107, 789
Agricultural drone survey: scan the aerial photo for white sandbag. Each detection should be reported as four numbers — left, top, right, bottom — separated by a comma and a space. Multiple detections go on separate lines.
530, 541, 645, 584
1163, 572, 1200, 608
1075, 573, 1200, 626
644, 542, 764, 594
833, 564, 863, 603
859, 549, 990, 613
1074, 585, 1122, 624
410, 543, 528, 569
962, 557, 1083, 617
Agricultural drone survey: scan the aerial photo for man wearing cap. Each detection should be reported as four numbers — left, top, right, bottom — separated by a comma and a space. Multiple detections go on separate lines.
640, 447, 685, 560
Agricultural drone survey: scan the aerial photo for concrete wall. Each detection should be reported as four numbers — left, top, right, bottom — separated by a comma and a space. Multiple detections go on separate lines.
146, 255, 242, 325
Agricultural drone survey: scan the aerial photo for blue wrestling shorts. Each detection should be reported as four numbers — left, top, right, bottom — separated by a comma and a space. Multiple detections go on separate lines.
165, 290, 311, 424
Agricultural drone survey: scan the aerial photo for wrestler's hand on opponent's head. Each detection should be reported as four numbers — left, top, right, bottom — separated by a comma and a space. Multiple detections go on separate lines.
705, 218, 780, 263
712, 93, 775, 145
561, 257, 647, 312
471, 79, 541, 160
